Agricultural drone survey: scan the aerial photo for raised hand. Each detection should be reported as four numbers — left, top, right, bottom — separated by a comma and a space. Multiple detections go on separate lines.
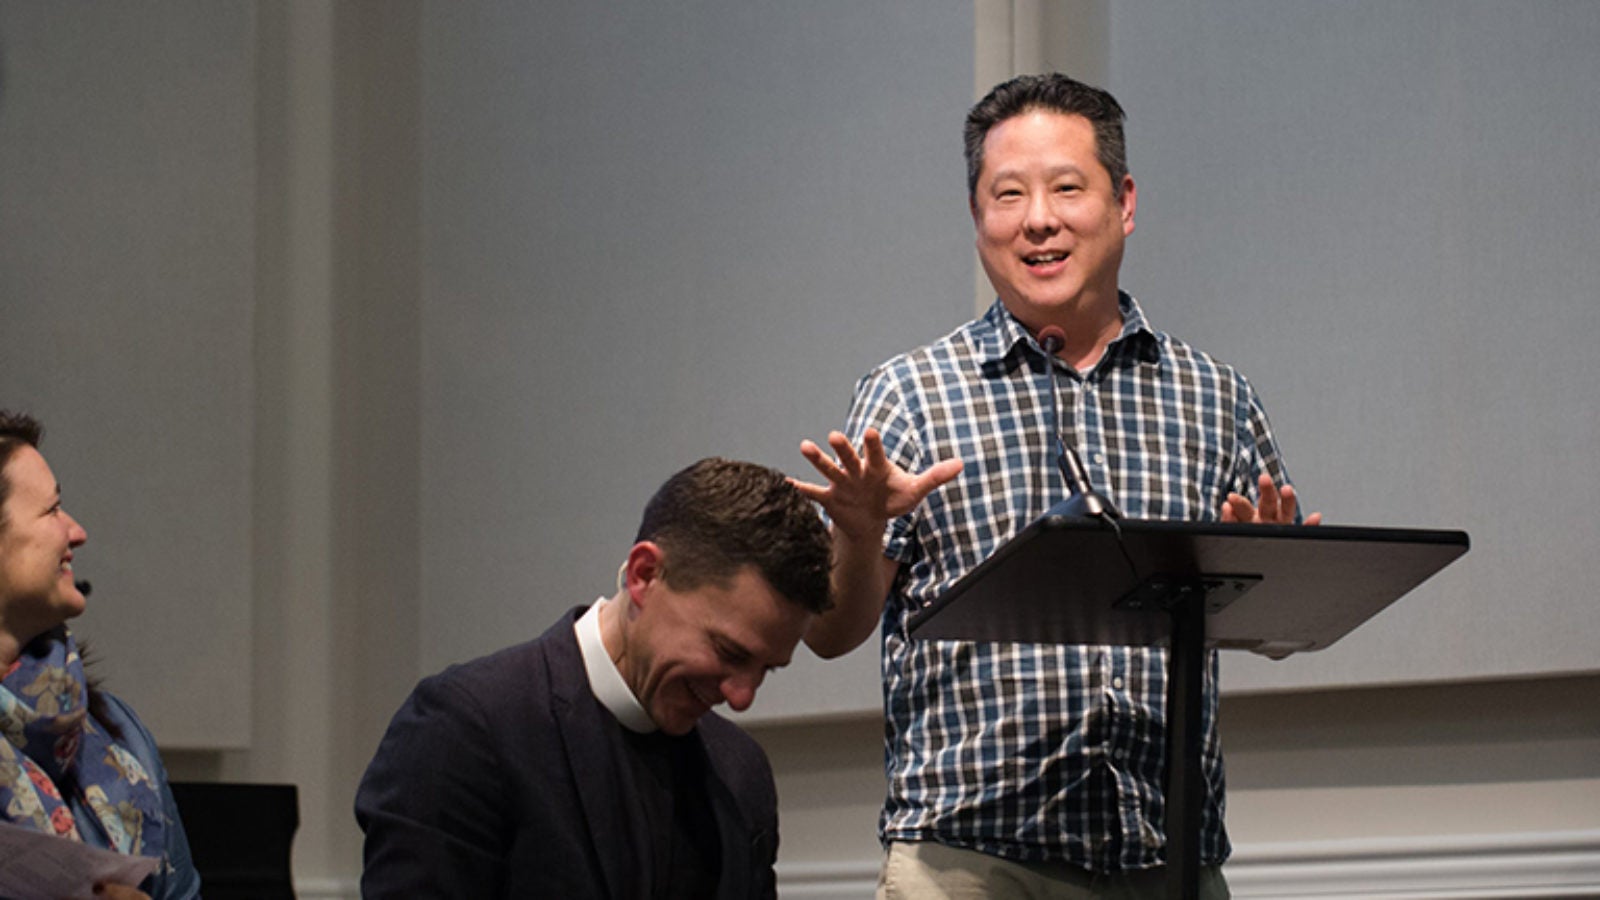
1221, 473, 1323, 526
792, 428, 963, 540
792, 428, 964, 658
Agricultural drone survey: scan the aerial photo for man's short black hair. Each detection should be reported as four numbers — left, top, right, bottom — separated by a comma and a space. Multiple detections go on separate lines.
965, 72, 1129, 200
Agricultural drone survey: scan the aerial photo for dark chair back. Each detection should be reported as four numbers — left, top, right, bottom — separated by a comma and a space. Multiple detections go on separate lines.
169, 781, 299, 900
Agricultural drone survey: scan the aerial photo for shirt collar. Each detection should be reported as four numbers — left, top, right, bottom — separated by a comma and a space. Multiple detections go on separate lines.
972, 292, 1162, 371
574, 598, 657, 733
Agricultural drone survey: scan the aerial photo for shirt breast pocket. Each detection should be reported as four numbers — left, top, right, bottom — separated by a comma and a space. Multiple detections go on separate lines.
1143, 425, 1237, 521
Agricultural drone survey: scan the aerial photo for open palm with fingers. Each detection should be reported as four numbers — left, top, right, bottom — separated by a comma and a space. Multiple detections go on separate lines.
792, 428, 963, 539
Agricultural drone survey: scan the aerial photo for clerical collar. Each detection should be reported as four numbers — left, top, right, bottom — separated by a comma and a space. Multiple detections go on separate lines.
575, 598, 657, 733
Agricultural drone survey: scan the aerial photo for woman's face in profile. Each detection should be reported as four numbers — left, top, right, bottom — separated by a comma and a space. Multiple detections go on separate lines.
0, 445, 89, 634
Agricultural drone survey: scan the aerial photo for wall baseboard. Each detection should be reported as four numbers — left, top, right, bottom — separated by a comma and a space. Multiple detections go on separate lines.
294, 878, 359, 900
773, 830, 1600, 900
291, 830, 1600, 899
1226, 830, 1600, 898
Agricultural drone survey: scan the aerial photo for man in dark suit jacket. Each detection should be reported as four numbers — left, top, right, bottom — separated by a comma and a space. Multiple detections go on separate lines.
356, 458, 833, 899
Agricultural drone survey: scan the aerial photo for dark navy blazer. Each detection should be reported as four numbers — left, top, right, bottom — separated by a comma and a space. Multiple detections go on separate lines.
356, 607, 779, 899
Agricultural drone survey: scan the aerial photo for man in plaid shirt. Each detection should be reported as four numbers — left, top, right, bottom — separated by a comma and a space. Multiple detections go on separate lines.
794, 74, 1319, 899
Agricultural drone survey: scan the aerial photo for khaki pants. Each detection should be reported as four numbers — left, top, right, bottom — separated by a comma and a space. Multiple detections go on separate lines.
878, 840, 1230, 900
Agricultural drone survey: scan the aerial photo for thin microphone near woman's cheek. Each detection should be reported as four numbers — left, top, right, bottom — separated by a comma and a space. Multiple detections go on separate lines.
75, 580, 92, 596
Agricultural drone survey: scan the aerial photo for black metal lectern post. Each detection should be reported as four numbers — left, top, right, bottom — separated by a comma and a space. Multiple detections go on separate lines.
907, 516, 1469, 900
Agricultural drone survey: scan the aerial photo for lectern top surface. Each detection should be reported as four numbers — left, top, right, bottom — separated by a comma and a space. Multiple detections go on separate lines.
907, 516, 1468, 656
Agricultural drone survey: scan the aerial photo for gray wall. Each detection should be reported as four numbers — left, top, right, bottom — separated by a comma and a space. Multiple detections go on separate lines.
417, 0, 974, 717
1107, 0, 1600, 691
0, 0, 255, 747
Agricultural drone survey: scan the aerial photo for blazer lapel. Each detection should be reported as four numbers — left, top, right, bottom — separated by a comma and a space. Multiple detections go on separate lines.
547, 614, 653, 900
700, 735, 758, 900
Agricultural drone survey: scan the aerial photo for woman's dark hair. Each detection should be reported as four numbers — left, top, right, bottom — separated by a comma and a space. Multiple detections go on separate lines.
0, 410, 43, 527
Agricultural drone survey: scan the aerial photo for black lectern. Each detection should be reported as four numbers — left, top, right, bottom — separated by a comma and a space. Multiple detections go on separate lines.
907, 515, 1469, 899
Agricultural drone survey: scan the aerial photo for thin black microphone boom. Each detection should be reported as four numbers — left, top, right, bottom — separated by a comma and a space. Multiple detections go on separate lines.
75, 580, 92, 596
1037, 326, 1121, 520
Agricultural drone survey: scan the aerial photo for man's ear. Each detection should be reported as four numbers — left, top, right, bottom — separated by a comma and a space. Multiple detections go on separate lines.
1119, 175, 1138, 237
623, 541, 666, 611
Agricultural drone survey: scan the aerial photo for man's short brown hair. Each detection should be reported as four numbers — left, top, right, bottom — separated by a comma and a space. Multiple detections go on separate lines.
636, 458, 832, 615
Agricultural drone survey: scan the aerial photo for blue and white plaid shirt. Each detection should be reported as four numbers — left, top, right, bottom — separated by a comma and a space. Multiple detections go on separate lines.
846, 293, 1302, 872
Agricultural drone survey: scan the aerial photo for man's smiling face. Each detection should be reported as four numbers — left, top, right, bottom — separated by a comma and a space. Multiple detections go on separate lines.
969, 109, 1136, 332
618, 547, 809, 736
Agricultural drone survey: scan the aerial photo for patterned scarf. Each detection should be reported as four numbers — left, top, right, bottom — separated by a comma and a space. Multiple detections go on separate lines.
0, 627, 166, 858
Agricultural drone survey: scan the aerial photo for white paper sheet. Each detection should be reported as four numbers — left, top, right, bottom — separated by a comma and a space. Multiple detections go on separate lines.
0, 821, 159, 900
